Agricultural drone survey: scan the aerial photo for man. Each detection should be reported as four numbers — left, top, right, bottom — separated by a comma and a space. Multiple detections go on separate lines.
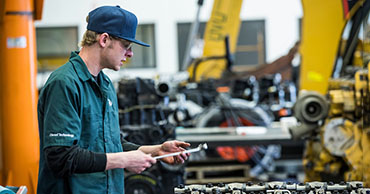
37, 5, 190, 194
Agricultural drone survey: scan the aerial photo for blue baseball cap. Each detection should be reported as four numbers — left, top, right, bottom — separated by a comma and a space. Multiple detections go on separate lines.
87, 5, 150, 47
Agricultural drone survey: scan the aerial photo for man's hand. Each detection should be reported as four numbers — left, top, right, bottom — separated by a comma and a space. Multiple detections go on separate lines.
106, 150, 156, 173
158, 140, 190, 164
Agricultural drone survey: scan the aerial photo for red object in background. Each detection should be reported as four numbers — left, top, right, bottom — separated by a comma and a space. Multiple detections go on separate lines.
217, 116, 257, 162
216, 146, 256, 163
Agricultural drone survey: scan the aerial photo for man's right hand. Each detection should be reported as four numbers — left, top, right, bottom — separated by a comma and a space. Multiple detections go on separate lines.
122, 150, 157, 173
106, 150, 156, 173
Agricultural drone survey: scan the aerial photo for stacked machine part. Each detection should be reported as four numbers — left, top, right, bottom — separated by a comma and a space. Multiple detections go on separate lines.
117, 78, 175, 145
117, 77, 184, 194
174, 181, 370, 194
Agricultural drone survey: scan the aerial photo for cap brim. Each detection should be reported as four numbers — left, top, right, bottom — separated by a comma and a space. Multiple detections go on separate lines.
121, 37, 150, 47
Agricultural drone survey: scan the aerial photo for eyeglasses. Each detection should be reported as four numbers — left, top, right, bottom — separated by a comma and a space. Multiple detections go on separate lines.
124, 42, 133, 50
109, 34, 133, 50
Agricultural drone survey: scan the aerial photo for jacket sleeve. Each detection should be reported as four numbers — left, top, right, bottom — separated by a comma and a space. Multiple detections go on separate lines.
120, 133, 140, 151
44, 145, 107, 178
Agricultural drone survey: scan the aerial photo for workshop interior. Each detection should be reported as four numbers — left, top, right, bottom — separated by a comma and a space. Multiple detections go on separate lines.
1, 0, 370, 193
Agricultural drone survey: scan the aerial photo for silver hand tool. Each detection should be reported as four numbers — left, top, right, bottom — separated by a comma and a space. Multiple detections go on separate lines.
154, 143, 208, 160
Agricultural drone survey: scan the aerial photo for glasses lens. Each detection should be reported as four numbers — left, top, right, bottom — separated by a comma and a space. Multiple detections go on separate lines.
126, 43, 133, 50
109, 35, 132, 50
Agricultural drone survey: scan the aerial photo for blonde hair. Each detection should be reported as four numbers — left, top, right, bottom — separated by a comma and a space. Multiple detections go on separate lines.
79, 30, 99, 47
79, 16, 99, 47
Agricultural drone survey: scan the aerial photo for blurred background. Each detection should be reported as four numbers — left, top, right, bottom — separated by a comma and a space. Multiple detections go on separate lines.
1, 0, 370, 193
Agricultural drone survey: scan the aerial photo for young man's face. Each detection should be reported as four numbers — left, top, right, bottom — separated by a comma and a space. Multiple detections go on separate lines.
102, 35, 133, 71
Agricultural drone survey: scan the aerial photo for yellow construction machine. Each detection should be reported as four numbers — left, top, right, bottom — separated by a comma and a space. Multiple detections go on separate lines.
291, 0, 370, 186
186, 0, 243, 82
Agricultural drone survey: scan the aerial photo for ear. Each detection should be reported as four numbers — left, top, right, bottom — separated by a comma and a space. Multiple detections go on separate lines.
98, 33, 110, 48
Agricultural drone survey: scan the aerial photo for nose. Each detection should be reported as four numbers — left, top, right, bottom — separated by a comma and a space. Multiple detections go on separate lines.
125, 49, 133, 58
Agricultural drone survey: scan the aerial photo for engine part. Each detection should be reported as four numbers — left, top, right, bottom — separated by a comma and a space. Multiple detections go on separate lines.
323, 118, 355, 157
194, 96, 280, 177
118, 77, 185, 194
293, 91, 328, 124
121, 124, 175, 145
125, 161, 186, 194
289, 90, 329, 139
117, 77, 176, 145
174, 181, 370, 194
125, 172, 159, 194
156, 82, 170, 96
194, 98, 273, 128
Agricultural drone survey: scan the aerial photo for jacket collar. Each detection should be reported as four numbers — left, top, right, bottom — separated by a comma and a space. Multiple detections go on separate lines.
69, 51, 111, 88
70, 51, 91, 82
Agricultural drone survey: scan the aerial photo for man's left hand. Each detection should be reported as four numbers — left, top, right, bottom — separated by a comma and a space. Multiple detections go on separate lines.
158, 140, 190, 164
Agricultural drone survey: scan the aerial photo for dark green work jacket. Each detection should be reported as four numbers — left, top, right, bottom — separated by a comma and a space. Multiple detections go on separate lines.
37, 51, 125, 194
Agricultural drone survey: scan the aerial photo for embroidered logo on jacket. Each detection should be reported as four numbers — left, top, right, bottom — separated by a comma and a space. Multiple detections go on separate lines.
49, 133, 74, 138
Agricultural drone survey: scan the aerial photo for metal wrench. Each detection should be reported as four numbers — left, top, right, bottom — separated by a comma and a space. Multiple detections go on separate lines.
154, 143, 208, 160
